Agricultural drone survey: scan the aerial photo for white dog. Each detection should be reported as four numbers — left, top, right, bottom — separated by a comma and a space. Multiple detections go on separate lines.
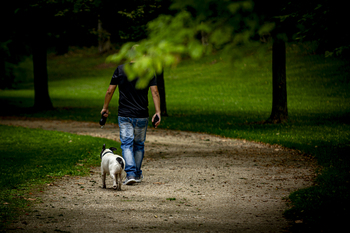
100, 144, 125, 191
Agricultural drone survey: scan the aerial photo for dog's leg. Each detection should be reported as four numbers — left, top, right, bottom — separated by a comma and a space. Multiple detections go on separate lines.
101, 168, 106, 189
119, 172, 124, 190
116, 173, 121, 191
110, 173, 117, 190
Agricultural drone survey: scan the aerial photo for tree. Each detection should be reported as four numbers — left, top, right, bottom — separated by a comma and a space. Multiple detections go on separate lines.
258, 0, 350, 122
2, 1, 59, 109
7, 0, 100, 109
31, 19, 53, 110
254, 1, 290, 123
268, 37, 287, 123
13, 1, 58, 110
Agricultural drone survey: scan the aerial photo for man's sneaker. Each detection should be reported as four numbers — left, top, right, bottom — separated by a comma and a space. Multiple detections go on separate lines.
123, 176, 136, 185
135, 174, 144, 183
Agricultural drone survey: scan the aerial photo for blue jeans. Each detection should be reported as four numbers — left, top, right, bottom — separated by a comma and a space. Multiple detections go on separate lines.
118, 116, 148, 178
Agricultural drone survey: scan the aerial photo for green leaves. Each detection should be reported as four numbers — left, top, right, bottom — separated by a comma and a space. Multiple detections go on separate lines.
228, 1, 254, 14
106, 11, 201, 87
258, 22, 275, 36
188, 40, 204, 59
210, 25, 234, 47
106, 0, 271, 89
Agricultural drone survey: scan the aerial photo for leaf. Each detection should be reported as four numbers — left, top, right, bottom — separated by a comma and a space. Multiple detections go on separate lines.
242, 1, 254, 11
188, 40, 203, 59
228, 3, 241, 14
258, 22, 275, 35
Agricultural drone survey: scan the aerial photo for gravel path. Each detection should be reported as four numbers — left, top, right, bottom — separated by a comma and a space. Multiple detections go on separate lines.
1, 118, 316, 233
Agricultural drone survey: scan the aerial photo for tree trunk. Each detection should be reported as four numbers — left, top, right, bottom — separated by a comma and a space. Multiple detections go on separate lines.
157, 70, 168, 116
32, 26, 53, 110
0, 56, 7, 89
98, 17, 111, 53
267, 38, 287, 123
201, 30, 208, 46
201, 22, 208, 46
98, 17, 103, 53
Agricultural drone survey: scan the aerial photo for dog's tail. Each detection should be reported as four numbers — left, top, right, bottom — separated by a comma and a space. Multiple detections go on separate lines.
116, 157, 124, 169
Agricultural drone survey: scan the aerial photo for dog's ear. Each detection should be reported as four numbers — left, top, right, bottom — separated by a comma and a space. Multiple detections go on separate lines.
100, 144, 106, 159
109, 147, 118, 153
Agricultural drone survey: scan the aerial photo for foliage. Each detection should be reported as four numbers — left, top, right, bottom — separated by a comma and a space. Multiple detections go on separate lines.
106, 0, 274, 87
0, 124, 120, 228
107, 0, 350, 90
282, 0, 350, 56
254, 0, 350, 58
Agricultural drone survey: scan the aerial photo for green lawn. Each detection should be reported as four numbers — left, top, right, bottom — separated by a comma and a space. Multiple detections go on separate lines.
0, 124, 120, 229
1, 44, 349, 230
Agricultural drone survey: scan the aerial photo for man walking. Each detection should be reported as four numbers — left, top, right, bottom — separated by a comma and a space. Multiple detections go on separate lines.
101, 63, 161, 185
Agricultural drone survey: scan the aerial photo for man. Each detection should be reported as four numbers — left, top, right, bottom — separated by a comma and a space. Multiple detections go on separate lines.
101, 63, 161, 185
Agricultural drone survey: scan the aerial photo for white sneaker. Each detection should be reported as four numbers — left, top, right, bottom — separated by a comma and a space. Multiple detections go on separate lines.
123, 176, 136, 185
135, 174, 144, 183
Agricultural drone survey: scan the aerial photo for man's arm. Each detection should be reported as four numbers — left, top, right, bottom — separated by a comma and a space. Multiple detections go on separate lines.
150, 85, 161, 128
101, 85, 117, 117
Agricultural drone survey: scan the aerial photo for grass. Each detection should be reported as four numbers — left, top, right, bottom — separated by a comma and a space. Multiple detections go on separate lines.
0, 124, 121, 229
1, 44, 350, 230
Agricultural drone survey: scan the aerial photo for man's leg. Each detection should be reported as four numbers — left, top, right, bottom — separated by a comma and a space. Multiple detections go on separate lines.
133, 118, 148, 181
118, 116, 137, 184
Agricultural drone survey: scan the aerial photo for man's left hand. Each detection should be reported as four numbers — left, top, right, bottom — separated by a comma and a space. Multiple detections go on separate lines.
152, 113, 161, 128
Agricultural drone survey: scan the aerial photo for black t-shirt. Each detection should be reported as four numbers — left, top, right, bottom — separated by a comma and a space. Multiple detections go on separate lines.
110, 64, 157, 118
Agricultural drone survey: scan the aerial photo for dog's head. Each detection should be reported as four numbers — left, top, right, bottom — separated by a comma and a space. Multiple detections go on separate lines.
100, 144, 119, 159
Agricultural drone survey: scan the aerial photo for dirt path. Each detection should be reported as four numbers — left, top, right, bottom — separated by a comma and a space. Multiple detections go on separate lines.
1, 118, 316, 233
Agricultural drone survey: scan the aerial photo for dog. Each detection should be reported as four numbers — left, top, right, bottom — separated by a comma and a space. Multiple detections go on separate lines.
100, 144, 125, 190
